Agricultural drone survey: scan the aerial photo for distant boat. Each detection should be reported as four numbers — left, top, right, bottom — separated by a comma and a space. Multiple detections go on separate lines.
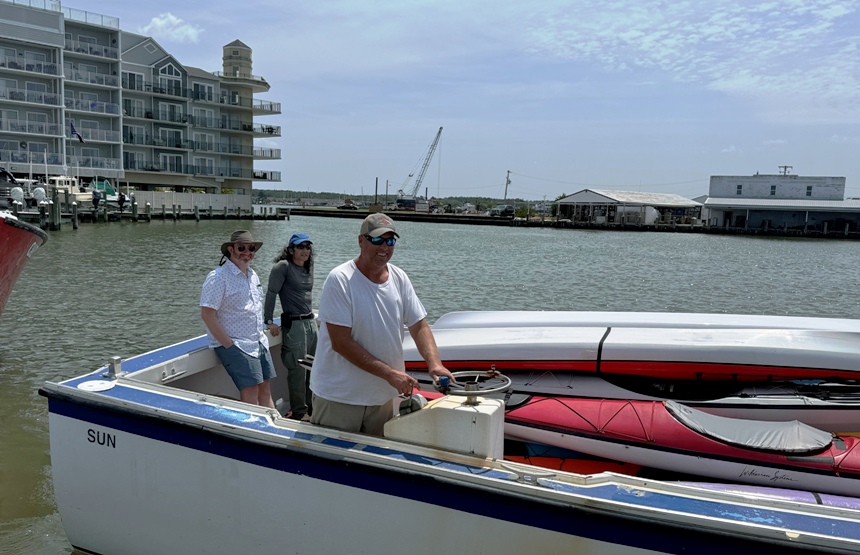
47, 175, 92, 207
0, 210, 47, 316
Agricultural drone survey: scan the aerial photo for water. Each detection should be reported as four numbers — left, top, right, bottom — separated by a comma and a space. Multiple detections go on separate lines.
1, 215, 858, 554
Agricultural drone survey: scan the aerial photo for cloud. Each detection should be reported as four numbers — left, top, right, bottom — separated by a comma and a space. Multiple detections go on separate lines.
138, 13, 203, 43
721, 145, 740, 153
519, 0, 860, 123
762, 139, 787, 146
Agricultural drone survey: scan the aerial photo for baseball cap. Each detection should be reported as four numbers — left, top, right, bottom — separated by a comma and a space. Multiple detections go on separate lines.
360, 213, 398, 238
289, 233, 312, 245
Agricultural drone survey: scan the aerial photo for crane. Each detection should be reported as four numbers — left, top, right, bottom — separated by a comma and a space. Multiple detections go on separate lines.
396, 127, 442, 210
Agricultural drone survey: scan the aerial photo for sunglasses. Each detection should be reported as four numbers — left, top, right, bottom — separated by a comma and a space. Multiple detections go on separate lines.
364, 235, 396, 246
293, 243, 312, 250
234, 244, 256, 252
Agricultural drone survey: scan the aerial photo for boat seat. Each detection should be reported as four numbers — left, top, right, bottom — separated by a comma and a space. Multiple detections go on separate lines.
665, 400, 833, 453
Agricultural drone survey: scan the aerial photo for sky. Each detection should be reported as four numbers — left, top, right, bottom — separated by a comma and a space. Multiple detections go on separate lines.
65, 0, 860, 200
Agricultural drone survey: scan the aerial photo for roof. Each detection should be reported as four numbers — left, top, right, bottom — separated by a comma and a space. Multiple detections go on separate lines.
559, 189, 701, 208
704, 198, 860, 212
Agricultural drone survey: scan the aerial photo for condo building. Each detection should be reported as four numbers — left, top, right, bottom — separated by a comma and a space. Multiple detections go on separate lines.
0, 0, 280, 195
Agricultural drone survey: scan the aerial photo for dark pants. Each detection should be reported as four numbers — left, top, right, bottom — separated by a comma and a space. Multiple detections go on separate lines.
281, 318, 317, 418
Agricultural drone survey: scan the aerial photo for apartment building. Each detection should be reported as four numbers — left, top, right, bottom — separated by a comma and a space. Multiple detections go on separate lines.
0, 0, 280, 195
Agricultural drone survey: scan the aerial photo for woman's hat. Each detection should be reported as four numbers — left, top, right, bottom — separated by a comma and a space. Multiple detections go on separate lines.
289, 233, 312, 246
221, 230, 263, 257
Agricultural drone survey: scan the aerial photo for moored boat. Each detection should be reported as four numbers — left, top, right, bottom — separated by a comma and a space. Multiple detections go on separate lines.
39, 329, 860, 555
0, 210, 48, 316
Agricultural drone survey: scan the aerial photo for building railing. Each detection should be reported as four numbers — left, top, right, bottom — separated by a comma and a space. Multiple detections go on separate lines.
212, 71, 268, 84
0, 0, 60, 12
0, 118, 61, 136
252, 99, 280, 113
65, 68, 119, 87
64, 38, 119, 60
122, 107, 187, 123
65, 155, 123, 170
69, 128, 121, 143
62, 6, 119, 29
123, 134, 191, 149
253, 147, 280, 159
193, 141, 252, 155
0, 55, 60, 76
0, 149, 63, 165
123, 160, 270, 180
0, 86, 62, 106
252, 170, 281, 181
65, 98, 121, 115
253, 124, 281, 137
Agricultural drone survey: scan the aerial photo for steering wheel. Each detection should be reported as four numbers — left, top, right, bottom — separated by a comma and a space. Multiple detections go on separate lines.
443, 370, 512, 400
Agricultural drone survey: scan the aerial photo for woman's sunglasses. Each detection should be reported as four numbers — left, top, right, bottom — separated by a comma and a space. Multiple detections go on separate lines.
293, 243, 312, 250
364, 235, 396, 246
234, 244, 256, 252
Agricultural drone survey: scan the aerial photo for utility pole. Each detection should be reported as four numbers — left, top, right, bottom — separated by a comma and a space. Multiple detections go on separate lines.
779, 165, 793, 175
504, 170, 511, 200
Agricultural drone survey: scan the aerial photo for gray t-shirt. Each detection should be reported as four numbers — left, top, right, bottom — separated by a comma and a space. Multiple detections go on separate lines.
264, 260, 314, 320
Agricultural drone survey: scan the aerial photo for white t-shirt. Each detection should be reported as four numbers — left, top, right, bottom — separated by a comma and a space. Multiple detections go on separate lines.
310, 260, 426, 405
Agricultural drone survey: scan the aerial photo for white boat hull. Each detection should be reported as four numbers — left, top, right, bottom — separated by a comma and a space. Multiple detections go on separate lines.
41, 327, 860, 555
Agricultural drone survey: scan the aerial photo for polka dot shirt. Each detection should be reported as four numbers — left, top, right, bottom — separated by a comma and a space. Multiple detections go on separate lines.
200, 260, 269, 356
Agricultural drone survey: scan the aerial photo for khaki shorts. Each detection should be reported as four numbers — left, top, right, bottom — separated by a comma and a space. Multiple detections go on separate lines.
310, 395, 395, 436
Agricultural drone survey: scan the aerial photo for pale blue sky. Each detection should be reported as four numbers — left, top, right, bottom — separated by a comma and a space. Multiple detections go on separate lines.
66, 0, 860, 199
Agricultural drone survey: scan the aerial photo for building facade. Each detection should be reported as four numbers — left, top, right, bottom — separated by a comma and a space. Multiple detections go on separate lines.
0, 0, 280, 195
703, 172, 860, 232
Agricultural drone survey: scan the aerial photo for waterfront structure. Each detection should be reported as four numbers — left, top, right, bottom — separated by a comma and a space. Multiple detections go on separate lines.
701, 171, 860, 232
0, 0, 280, 196
557, 190, 702, 225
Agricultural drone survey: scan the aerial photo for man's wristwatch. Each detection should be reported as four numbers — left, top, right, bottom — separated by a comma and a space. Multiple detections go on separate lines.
265, 319, 274, 325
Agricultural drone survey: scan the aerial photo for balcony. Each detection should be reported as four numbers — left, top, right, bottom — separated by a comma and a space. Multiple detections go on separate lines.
65, 155, 123, 170
252, 170, 281, 182
0, 117, 61, 136
0, 55, 60, 76
65, 98, 121, 115
65, 68, 119, 87
253, 124, 281, 137
68, 128, 121, 143
64, 38, 119, 60
253, 147, 281, 160
0, 86, 62, 106
252, 99, 281, 114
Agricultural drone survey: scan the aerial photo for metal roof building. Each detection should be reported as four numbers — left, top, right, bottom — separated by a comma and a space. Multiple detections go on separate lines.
557, 189, 702, 226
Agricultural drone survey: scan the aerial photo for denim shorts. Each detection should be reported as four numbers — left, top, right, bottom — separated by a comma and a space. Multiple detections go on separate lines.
214, 343, 276, 390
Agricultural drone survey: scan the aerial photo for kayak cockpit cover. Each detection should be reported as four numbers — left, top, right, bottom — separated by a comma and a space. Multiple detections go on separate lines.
665, 400, 833, 453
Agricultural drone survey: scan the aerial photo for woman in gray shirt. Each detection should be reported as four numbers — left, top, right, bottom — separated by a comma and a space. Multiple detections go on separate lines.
264, 232, 317, 420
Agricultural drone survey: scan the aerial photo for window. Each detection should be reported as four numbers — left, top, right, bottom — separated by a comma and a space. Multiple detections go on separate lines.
79, 92, 99, 102
26, 112, 46, 134
78, 35, 97, 44
192, 83, 214, 101
806, 186, 813, 197
123, 124, 145, 144
160, 128, 183, 148
736, 184, 742, 195
194, 156, 214, 175
160, 153, 184, 173
122, 71, 145, 91
124, 151, 144, 170
770, 185, 776, 196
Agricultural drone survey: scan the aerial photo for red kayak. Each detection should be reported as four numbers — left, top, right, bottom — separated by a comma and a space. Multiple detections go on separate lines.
503, 396, 860, 497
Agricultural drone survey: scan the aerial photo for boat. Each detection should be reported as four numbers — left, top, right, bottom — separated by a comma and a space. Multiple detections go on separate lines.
1, 167, 47, 208
403, 311, 860, 431
39, 328, 860, 555
47, 175, 92, 207
0, 209, 48, 316
502, 395, 860, 497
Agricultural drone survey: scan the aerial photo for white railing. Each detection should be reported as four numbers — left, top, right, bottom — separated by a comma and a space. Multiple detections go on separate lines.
131, 191, 253, 212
